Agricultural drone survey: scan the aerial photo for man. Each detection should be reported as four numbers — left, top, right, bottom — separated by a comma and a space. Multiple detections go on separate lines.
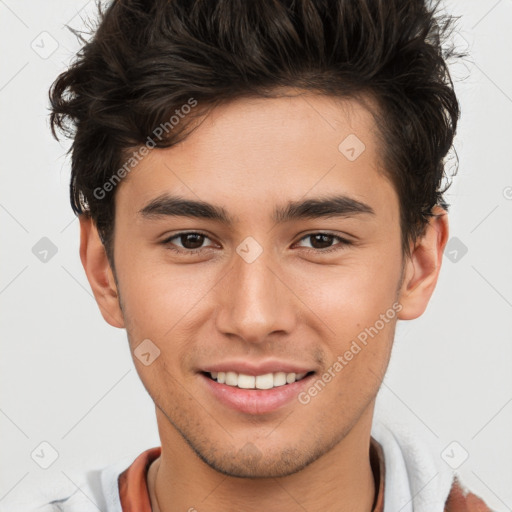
33, 0, 491, 510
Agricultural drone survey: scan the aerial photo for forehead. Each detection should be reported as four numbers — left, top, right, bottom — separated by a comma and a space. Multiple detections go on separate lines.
116, 93, 398, 225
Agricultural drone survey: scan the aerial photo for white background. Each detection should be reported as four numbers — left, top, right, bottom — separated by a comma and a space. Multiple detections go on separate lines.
0, 0, 511, 510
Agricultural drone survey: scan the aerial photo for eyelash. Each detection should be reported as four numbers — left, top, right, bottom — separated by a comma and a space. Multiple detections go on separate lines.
161, 231, 353, 255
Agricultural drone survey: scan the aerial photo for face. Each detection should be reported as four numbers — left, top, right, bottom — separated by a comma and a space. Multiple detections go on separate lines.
91, 92, 422, 478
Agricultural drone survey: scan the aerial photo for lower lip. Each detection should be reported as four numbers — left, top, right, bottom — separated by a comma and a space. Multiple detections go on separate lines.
199, 373, 315, 415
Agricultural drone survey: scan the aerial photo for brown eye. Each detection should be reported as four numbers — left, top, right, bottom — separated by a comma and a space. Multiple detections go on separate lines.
179, 233, 206, 249
308, 234, 336, 249
296, 233, 352, 253
162, 232, 216, 254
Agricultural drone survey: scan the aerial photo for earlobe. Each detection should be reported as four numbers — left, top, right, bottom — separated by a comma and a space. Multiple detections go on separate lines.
79, 216, 125, 328
397, 206, 449, 320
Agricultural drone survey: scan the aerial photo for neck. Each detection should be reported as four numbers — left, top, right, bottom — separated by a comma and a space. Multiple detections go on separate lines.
148, 408, 377, 512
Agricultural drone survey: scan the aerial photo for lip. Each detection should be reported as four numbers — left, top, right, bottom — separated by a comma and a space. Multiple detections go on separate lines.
200, 360, 314, 375
199, 371, 315, 415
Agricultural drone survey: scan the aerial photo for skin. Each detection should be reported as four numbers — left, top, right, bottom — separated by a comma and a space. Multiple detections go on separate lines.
80, 91, 449, 512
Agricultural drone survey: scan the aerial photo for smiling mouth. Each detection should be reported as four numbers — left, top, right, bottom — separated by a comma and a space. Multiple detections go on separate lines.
202, 371, 315, 390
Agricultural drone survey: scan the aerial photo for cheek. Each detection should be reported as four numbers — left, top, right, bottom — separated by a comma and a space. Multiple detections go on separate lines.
297, 251, 401, 332
292, 250, 401, 392
115, 251, 222, 345
299, 269, 399, 415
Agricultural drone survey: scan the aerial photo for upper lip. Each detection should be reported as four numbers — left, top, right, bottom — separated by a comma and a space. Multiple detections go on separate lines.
200, 360, 315, 376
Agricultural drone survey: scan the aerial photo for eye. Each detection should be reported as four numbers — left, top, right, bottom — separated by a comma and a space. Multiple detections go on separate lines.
160, 231, 352, 256
161, 232, 216, 254
295, 233, 352, 253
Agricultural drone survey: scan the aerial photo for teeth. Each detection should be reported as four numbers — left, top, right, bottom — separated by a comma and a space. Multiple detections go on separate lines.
273, 372, 287, 387
255, 373, 274, 389
237, 374, 255, 389
209, 371, 309, 389
226, 371, 238, 386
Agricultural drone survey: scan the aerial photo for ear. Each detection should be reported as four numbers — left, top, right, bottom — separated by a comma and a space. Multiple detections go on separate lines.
79, 216, 125, 328
397, 206, 449, 320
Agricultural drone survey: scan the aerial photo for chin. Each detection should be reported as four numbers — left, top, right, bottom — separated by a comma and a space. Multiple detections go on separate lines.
191, 442, 322, 479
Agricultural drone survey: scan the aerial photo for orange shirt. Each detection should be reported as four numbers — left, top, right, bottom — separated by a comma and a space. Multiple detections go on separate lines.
118, 439, 489, 512
118, 446, 161, 512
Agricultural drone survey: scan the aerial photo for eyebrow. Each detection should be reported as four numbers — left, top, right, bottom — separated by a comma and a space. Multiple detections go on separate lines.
139, 194, 375, 225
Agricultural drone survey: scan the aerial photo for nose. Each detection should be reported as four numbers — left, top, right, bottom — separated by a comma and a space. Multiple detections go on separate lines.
214, 244, 297, 345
